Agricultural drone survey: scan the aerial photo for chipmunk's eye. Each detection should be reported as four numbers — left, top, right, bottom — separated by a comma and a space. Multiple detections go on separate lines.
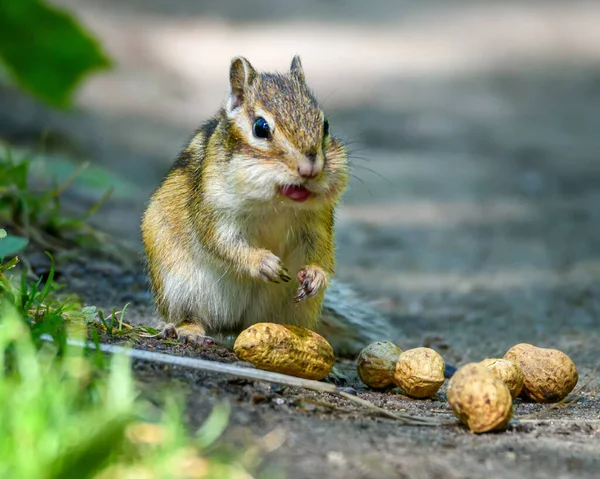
253, 117, 271, 139
323, 118, 330, 137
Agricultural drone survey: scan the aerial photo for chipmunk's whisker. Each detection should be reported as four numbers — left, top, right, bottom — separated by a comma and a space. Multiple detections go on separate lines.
345, 152, 372, 162
347, 162, 394, 186
348, 173, 373, 196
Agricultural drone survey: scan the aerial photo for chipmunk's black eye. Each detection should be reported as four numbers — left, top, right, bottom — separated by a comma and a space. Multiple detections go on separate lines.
323, 118, 330, 137
253, 117, 271, 139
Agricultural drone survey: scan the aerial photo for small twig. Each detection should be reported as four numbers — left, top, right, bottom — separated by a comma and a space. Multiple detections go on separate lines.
78, 186, 114, 222
11, 224, 60, 252
297, 396, 380, 418
40, 335, 444, 426
516, 396, 583, 421
54, 161, 91, 197
296, 396, 353, 413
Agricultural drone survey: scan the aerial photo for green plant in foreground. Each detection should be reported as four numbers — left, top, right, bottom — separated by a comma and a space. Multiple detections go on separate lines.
1, 228, 71, 347
0, 227, 99, 350
0, 307, 133, 479
0, 227, 157, 346
0, 232, 276, 479
0, 307, 260, 479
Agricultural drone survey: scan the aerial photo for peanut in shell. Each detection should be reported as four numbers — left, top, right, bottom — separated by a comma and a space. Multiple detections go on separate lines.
233, 323, 334, 380
504, 343, 578, 403
356, 341, 403, 389
393, 347, 445, 398
447, 363, 513, 433
479, 358, 524, 399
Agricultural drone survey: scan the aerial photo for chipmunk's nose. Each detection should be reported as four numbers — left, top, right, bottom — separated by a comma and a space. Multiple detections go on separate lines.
297, 154, 323, 179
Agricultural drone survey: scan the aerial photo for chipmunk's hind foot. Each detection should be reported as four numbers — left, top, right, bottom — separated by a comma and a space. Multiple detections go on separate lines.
158, 321, 214, 347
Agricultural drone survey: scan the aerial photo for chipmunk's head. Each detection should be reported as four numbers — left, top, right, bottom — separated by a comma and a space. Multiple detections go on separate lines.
222, 55, 348, 209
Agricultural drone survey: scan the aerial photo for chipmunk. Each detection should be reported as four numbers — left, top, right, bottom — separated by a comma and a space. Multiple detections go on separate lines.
141, 55, 394, 357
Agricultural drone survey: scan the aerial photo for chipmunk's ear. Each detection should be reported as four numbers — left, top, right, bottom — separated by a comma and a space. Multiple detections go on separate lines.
228, 56, 258, 110
290, 55, 305, 82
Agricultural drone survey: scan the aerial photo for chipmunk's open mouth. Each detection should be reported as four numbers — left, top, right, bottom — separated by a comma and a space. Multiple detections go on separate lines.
280, 185, 312, 202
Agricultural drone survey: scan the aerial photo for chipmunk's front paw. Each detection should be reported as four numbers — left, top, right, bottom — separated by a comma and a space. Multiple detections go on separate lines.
252, 250, 292, 283
159, 322, 214, 347
295, 265, 328, 302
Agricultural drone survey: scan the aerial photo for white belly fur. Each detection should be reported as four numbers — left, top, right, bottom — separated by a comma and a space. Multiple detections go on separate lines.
161, 210, 311, 333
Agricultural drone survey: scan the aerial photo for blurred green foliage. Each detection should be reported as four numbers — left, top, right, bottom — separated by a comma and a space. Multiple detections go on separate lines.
0, 0, 111, 108
0, 146, 113, 252
0, 231, 276, 479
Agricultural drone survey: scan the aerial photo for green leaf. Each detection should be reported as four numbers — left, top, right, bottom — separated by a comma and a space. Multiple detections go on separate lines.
0, 229, 6, 240
0, 234, 29, 258
195, 401, 231, 449
0, 0, 112, 108
49, 417, 131, 479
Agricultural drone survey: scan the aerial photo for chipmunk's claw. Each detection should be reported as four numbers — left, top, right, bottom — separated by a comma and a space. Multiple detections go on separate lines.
295, 266, 327, 302
258, 252, 291, 283
282, 272, 292, 282
295, 289, 308, 303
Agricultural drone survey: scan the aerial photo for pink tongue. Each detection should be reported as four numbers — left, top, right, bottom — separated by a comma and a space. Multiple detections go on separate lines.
281, 185, 311, 202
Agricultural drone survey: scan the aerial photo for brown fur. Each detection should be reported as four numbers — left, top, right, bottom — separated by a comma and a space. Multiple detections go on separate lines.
141, 55, 349, 346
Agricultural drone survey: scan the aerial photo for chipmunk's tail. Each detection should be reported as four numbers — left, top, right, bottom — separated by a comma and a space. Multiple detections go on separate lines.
317, 279, 396, 358
319, 280, 458, 378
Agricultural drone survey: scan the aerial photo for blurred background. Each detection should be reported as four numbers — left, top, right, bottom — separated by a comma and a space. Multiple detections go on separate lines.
2, 0, 600, 354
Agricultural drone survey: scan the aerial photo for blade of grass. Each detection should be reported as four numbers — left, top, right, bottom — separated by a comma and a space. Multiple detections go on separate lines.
195, 401, 231, 450
117, 303, 129, 331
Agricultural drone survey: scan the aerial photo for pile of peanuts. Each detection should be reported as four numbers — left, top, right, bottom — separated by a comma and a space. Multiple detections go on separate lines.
233, 323, 579, 434
357, 341, 578, 433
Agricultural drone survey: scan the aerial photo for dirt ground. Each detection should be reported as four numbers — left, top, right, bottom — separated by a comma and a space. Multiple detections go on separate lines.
2, 1, 600, 477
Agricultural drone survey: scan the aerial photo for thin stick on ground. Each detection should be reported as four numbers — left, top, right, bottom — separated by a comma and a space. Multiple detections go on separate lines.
40, 334, 447, 427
